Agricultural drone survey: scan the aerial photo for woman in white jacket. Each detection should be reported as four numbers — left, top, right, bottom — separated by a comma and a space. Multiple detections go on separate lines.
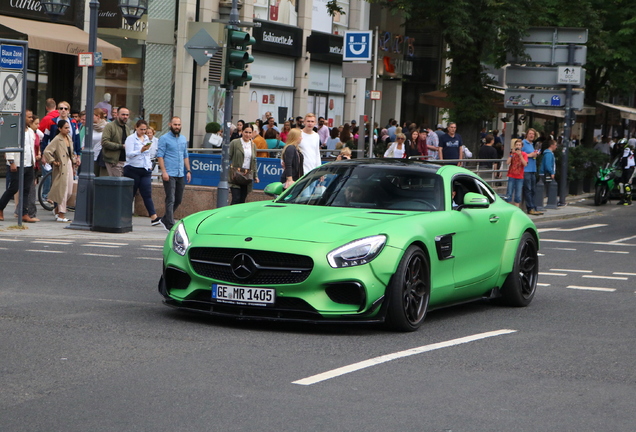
384, 133, 406, 158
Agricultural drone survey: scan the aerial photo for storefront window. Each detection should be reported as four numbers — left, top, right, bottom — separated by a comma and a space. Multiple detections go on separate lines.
253, 0, 298, 26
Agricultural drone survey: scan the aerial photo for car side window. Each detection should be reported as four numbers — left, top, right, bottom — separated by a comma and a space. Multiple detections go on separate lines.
451, 176, 491, 209
475, 179, 496, 203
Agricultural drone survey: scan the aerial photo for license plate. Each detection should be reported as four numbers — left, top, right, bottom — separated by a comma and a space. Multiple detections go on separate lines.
212, 284, 275, 306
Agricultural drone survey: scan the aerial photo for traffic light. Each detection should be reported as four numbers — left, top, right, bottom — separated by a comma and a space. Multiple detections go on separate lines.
221, 28, 255, 88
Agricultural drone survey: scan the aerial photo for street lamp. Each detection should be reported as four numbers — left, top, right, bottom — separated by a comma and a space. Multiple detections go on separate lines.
119, 0, 149, 26
42, 0, 147, 231
39, 0, 71, 21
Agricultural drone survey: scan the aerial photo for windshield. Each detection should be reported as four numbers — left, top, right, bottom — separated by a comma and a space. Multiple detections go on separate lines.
276, 163, 443, 211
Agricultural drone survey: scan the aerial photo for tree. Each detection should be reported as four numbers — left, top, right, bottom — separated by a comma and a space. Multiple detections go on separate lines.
362, 0, 535, 152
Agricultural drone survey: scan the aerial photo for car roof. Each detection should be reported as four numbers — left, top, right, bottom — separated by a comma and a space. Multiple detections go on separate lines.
327, 158, 443, 174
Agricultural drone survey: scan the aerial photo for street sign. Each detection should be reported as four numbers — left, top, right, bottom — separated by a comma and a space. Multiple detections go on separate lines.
522, 27, 588, 44
557, 66, 582, 85
342, 62, 372, 78
185, 28, 220, 66
0, 45, 24, 70
78, 53, 94, 67
343, 30, 373, 61
506, 66, 585, 87
506, 44, 587, 65
0, 71, 23, 113
504, 89, 584, 110
370, 90, 381, 100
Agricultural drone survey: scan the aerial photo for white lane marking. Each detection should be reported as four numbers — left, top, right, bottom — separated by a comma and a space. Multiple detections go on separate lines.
550, 269, 592, 273
537, 283, 551, 287
538, 272, 567, 276
31, 240, 74, 245
0, 238, 23, 242
141, 245, 163, 248
540, 239, 636, 247
139, 248, 162, 252
614, 272, 636, 276
0, 247, 7, 250
582, 275, 628, 281
561, 224, 607, 231
81, 244, 121, 248
25, 249, 63, 254
292, 329, 517, 386
548, 247, 577, 251
538, 253, 545, 257
567, 285, 616, 292
609, 235, 636, 243
538, 224, 607, 233
136, 257, 162, 261
86, 241, 128, 246
82, 253, 122, 258
594, 250, 629, 254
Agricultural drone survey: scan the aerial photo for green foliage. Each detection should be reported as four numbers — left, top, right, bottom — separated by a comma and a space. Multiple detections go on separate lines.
205, 122, 221, 134
554, 145, 608, 182
326, 0, 346, 17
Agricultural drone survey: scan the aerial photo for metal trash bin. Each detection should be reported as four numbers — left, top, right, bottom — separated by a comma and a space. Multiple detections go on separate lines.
93, 176, 133, 233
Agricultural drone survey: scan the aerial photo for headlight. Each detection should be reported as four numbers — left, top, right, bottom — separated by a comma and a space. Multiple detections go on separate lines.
327, 235, 386, 268
172, 222, 190, 256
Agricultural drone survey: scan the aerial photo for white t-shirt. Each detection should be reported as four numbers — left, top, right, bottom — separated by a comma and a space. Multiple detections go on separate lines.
300, 130, 321, 174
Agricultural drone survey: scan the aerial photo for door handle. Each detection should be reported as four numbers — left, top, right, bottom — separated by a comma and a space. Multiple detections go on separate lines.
489, 215, 499, 223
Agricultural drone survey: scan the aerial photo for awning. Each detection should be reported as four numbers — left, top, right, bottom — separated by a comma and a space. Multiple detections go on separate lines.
524, 106, 595, 120
0, 16, 121, 60
597, 101, 636, 121
419, 87, 507, 111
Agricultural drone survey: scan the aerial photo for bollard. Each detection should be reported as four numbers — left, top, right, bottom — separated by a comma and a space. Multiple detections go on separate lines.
535, 178, 545, 210
545, 179, 559, 209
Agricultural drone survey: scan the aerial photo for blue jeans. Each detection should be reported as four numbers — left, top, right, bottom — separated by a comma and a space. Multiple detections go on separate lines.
523, 172, 537, 212
41, 165, 52, 199
506, 177, 524, 203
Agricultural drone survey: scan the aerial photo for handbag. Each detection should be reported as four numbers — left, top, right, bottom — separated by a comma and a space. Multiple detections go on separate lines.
232, 166, 253, 185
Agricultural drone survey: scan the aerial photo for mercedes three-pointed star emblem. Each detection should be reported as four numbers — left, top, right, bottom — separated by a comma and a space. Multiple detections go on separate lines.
231, 253, 257, 279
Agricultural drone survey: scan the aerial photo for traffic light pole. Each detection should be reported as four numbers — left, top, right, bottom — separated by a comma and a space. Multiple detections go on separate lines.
216, 0, 241, 208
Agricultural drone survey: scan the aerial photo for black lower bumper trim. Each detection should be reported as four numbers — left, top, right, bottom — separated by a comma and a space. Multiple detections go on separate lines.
162, 299, 384, 325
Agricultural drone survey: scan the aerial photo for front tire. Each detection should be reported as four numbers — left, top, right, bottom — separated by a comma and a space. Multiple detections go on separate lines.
594, 184, 609, 206
385, 246, 430, 332
499, 232, 538, 306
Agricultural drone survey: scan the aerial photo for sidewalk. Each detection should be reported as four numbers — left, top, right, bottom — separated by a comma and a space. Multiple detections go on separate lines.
0, 177, 169, 241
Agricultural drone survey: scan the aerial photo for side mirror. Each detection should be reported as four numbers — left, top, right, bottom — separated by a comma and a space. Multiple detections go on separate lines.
459, 192, 490, 209
264, 182, 285, 198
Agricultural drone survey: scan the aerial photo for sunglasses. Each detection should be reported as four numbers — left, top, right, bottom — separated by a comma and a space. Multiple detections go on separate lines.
58, 107, 69, 110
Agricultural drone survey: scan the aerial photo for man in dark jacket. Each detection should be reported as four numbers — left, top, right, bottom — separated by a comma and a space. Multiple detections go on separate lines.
100, 107, 132, 176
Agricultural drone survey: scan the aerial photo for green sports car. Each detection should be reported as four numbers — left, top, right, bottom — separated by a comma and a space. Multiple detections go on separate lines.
158, 159, 539, 331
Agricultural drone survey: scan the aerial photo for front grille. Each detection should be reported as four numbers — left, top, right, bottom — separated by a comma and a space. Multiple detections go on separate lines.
189, 247, 314, 285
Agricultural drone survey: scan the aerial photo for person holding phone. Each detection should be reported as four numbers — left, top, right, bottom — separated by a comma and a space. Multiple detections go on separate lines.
505, 138, 529, 208
124, 119, 160, 226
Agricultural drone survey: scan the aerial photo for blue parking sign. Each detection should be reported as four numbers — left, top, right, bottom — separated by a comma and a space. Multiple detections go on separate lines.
343, 31, 373, 61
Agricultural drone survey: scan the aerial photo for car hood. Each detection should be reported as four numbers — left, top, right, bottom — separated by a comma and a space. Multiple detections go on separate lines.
196, 202, 413, 243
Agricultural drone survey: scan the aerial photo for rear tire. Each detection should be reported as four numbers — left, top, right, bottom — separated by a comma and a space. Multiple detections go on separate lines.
499, 232, 538, 307
38, 170, 54, 211
385, 246, 430, 332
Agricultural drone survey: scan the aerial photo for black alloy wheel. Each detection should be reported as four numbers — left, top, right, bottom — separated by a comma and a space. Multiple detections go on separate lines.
386, 245, 430, 332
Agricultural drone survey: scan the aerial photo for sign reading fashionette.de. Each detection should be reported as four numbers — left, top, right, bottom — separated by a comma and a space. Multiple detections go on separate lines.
0, 0, 77, 26
252, 20, 302, 57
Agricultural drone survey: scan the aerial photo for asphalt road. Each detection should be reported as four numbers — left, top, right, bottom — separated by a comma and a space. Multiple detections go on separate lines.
1, 202, 635, 431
